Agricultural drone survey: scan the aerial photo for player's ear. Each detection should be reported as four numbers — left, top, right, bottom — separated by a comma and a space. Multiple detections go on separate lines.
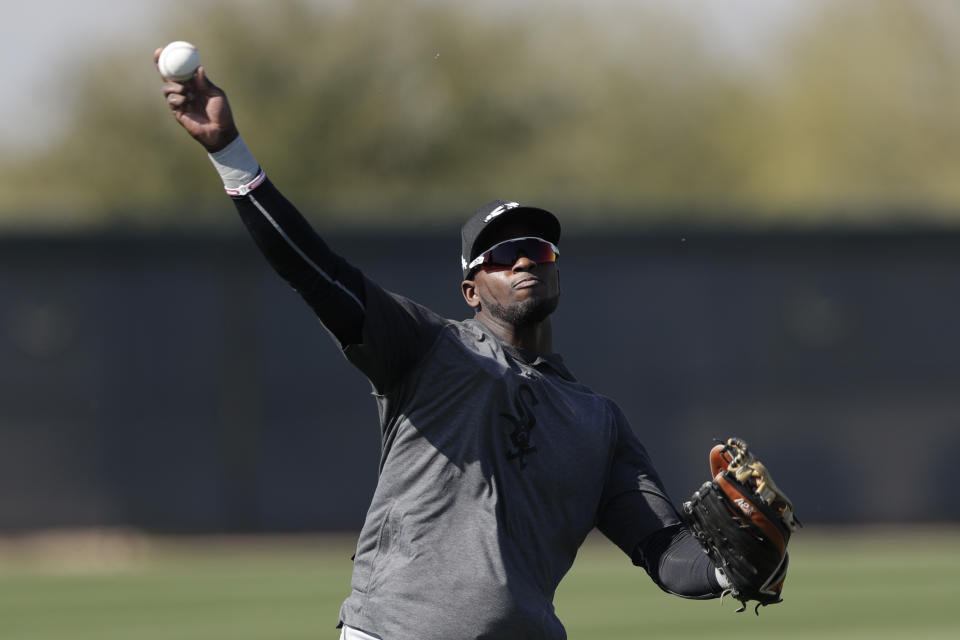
461, 278, 481, 309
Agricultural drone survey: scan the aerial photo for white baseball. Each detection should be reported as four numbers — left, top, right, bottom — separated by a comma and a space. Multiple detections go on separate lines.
158, 41, 200, 82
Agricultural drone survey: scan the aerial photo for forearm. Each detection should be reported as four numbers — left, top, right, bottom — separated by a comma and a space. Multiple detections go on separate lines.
633, 524, 722, 599
209, 137, 366, 346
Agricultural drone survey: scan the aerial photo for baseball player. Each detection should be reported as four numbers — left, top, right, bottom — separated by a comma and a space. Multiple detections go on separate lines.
156, 51, 794, 639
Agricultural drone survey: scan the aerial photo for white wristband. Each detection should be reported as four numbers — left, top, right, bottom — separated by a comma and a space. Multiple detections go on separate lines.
207, 135, 265, 196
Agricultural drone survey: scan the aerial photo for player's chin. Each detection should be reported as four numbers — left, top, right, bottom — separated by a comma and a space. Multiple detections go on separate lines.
515, 294, 560, 324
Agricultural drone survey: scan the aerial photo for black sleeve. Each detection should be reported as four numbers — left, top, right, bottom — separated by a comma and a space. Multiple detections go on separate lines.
232, 178, 365, 344
596, 404, 683, 555
230, 177, 445, 392
595, 404, 719, 599
632, 524, 721, 599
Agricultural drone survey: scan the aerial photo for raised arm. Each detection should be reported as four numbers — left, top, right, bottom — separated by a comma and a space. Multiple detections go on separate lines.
155, 48, 444, 392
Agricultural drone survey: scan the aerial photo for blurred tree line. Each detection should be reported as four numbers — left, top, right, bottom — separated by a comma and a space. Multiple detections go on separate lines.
3, 0, 960, 231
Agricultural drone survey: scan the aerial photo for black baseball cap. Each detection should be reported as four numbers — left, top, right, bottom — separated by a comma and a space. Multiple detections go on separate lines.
460, 200, 562, 278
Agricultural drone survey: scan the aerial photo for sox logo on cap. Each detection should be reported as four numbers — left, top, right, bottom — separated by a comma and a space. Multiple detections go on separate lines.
483, 202, 520, 223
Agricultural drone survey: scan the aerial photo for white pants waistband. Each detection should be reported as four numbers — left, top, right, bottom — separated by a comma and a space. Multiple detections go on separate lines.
340, 624, 381, 640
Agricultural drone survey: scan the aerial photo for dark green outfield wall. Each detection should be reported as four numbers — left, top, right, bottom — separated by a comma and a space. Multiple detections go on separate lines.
2, 229, 957, 531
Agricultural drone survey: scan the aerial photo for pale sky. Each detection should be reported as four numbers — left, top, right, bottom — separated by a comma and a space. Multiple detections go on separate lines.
2, 1, 163, 148
2, 0, 808, 150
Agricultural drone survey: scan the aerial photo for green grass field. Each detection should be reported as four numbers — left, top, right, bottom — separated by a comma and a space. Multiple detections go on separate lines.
1, 526, 957, 639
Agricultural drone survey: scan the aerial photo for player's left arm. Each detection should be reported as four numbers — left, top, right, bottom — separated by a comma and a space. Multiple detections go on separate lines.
631, 524, 722, 599
595, 405, 723, 599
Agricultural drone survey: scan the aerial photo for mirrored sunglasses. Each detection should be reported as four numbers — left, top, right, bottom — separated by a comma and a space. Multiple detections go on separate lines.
468, 236, 559, 272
